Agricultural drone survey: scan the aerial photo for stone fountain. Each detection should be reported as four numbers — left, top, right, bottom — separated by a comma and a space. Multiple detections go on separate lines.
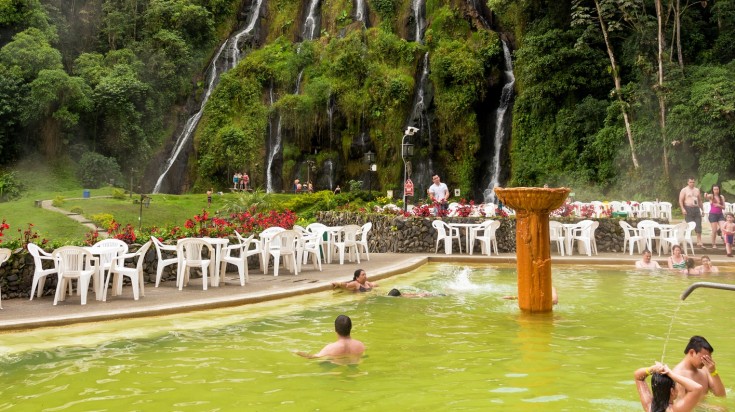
494, 187, 570, 313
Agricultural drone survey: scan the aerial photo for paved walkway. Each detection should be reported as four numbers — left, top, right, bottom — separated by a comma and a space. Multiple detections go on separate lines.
2, 250, 733, 332
40, 197, 109, 237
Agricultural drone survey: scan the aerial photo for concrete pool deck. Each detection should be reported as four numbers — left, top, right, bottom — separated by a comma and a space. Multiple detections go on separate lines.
1, 251, 733, 332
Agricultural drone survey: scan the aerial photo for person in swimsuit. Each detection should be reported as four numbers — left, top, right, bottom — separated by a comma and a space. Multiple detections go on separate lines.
683, 258, 699, 275
634, 362, 701, 412
679, 178, 704, 248
705, 185, 726, 249
331, 269, 377, 292
668, 244, 687, 270
206, 188, 213, 208
696, 256, 719, 274
296, 315, 365, 363
672, 336, 726, 403
635, 250, 661, 270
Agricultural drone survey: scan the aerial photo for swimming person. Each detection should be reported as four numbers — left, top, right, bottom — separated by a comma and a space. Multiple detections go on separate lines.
387, 288, 436, 297
683, 258, 699, 275
331, 269, 377, 292
667, 245, 687, 270
634, 362, 702, 412
635, 250, 661, 270
695, 256, 719, 274
672, 336, 726, 402
503, 287, 558, 304
296, 315, 365, 363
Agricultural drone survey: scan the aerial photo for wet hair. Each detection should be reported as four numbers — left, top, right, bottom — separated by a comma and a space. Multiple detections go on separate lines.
353, 269, 365, 280
684, 335, 714, 354
671, 244, 682, 253
388, 288, 401, 297
650, 373, 675, 412
685, 258, 696, 269
334, 315, 352, 337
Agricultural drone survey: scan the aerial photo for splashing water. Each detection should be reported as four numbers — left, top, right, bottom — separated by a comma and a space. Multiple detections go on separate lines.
660, 300, 684, 363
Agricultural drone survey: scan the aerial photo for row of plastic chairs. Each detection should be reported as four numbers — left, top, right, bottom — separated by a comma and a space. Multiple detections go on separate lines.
619, 220, 695, 256
431, 220, 501, 255
549, 220, 599, 256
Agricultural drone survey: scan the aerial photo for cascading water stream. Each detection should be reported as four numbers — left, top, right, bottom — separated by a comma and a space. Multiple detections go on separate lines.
485, 40, 515, 204
354, 0, 366, 22
152, 0, 264, 193
265, 0, 321, 193
302, 0, 321, 41
412, 0, 425, 43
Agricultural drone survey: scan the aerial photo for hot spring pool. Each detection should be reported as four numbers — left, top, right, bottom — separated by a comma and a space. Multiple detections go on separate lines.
0, 263, 733, 411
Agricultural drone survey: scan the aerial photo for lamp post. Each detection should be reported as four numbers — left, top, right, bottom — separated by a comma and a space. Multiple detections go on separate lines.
364, 151, 376, 192
306, 160, 316, 190
402, 127, 418, 212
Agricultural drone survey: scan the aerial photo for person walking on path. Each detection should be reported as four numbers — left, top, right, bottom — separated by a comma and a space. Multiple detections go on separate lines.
679, 178, 704, 248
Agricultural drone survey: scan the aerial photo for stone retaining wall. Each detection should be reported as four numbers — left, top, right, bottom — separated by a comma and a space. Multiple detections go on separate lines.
0, 215, 665, 300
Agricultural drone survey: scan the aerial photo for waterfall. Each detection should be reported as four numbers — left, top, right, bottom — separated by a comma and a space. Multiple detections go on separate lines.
324, 159, 334, 190
327, 96, 334, 142
408, 52, 431, 144
412, 0, 425, 43
354, 0, 366, 22
302, 0, 321, 40
152, 0, 264, 193
266, 115, 282, 193
485, 41, 515, 204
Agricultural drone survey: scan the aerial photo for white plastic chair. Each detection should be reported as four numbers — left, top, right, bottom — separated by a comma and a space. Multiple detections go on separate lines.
267, 230, 301, 276
589, 220, 600, 255
177, 238, 214, 290
91, 239, 128, 291
619, 221, 644, 255
356, 222, 372, 261
0, 248, 10, 309
259, 226, 286, 270
637, 220, 660, 252
683, 221, 696, 256
472, 220, 500, 256
569, 220, 594, 256
659, 202, 673, 220
703, 201, 711, 221
299, 232, 323, 272
219, 232, 261, 285
659, 222, 689, 257
53, 246, 98, 305
333, 225, 361, 265
151, 236, 178, 287
549, 221, 565, 256
28, 243, 67, 300
105, 241, 152, 301
432, 220, 462, 254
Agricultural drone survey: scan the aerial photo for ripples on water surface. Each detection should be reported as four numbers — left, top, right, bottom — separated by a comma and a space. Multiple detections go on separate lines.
0, 264, 733, 411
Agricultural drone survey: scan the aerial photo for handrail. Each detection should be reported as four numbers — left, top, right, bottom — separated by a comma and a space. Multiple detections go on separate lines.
680, 282, 735, 300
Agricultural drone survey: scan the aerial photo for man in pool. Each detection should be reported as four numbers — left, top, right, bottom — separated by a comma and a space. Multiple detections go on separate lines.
296, 315, 365, 362
672, 336, 726, 402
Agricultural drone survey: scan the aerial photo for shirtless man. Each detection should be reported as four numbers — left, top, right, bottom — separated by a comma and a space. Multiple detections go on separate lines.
296, 315, 365, 362
672, 335, 726, 403
635, 250, 661, 270
679, 178, 704, 248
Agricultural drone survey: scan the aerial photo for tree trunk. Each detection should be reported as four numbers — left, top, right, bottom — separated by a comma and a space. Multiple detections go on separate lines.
655, 0, 670, 178
594, 0, 640, 169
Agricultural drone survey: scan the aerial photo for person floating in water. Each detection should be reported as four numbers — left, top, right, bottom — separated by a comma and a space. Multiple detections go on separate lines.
634, 362, 701, 412
672, 336, 726, 403
296, 315, 365, 363
387, 288, 437, 298
331, 269, 377, 292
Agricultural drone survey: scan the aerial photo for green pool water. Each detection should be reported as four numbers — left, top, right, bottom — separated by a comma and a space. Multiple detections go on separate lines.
1, 263, 733, 411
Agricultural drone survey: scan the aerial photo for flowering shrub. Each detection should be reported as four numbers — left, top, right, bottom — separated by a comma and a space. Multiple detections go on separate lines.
107, 220, 137, 244
0, 219, 9, 244
454, 199, 474, 217
85, 230, 100, 246
412, 204, 433, 217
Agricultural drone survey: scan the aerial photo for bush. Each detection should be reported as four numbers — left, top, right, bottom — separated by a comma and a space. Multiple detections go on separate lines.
77, 152, 123, 189
91, 213, 115, 229
112, 188, 126, 199
52, 195, 65, 207
70, 207, 83, 214
0, 171, 23, 202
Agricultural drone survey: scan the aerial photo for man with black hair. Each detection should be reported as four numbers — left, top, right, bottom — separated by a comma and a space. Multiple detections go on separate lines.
672, 335, 726, 402
296, 315, 365, 362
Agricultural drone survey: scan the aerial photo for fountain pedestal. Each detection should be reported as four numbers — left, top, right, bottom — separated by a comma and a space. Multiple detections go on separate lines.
494, 187, 570, 313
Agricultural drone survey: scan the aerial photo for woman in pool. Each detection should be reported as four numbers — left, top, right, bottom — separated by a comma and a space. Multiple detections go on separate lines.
331, 269, 377, 292
667, 245, 687, 270
696, 255, 719, 274
634, 362, 701, 412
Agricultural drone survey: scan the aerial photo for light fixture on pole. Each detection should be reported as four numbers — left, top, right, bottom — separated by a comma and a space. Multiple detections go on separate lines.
402, 127, 418, 212
305, 160, 316, 188
364, 151, 376, 192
